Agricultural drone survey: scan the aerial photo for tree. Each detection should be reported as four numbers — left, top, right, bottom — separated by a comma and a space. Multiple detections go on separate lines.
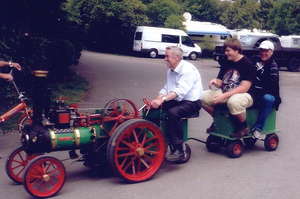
185, 0, 221, 23
220, 0, 261, 30
258, 0, 275, 30
268, 0, 300, 35
146, 0, 183, 27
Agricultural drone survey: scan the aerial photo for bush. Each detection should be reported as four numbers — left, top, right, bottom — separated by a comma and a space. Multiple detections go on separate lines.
197, 35, 217, 59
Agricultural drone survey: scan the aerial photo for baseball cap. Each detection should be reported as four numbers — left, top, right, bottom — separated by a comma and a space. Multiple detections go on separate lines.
259, 40, 274, 50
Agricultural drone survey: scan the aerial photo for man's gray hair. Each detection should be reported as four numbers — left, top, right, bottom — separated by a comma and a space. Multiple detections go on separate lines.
166, 46, 183, 60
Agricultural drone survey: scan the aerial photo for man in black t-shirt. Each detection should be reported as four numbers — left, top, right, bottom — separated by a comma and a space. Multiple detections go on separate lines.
201, 39, 256, 138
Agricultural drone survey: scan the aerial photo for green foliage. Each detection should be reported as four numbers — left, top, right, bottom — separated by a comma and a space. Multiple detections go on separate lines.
146, 0, 183, 27
220, 0, 261, 30
268, 0, 300, 35
185, 0, 221, 23
198, 35, 217, 58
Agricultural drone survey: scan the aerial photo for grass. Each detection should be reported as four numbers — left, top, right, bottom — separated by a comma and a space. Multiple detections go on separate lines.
0, 71, 89, 133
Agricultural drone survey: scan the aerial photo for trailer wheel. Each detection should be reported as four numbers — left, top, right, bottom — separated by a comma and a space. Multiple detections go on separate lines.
107, 119, 166, 183
6, 146, 40, 184
23, 156, 66, 198
149, 49, 158, 58
206, 135, 222, 152
264, 133, 279, 151
288, 58, 300, 72
227, 139, 244, 158
243, 137, 257, 148
189, 52, 198, 60
102, 98, 139, 136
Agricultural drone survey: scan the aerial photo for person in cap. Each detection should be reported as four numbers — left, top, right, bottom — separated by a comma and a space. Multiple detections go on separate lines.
248, 40, 281, 139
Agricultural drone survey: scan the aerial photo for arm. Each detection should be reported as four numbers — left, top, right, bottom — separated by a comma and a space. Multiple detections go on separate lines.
0, 61, 21, 71
0, 73, 13, 81
151, 91, 178, 109
208, 78, 223, 89
213, 80, 252, 104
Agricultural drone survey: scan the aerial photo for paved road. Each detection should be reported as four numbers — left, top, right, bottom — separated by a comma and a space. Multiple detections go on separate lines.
1, 51, 300, 199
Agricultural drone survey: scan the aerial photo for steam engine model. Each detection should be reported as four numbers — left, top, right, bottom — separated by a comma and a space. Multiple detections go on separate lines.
6, 70, 166, 198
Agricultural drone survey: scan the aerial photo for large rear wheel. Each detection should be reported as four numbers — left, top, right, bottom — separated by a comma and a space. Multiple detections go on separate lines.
102, 98, 139, 136
107, 119, 166, 183
23, 156, 66, 198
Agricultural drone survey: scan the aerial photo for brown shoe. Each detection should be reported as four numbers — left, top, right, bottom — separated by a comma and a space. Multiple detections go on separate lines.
206, 122, 214, 132
229, 125, 249, 138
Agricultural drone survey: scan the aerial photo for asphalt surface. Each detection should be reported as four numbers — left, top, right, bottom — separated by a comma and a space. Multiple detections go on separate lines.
1, 51, 300, 199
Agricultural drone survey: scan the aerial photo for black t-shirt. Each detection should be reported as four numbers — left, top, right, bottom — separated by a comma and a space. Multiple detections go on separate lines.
217, 56, 255, 93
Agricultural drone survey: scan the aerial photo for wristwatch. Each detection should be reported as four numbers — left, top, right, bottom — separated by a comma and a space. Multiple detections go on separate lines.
162, 96, 167, 102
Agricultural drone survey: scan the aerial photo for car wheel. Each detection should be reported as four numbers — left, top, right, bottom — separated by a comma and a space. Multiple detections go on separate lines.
189, 52, 197, 60
149, 49, 158, 58
288, 58, 300, 72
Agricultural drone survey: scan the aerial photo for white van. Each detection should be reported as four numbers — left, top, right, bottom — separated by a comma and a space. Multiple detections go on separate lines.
133, 26, 201, 60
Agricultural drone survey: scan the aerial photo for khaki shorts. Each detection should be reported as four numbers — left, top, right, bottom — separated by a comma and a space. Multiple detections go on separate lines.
200, 89, 253, 115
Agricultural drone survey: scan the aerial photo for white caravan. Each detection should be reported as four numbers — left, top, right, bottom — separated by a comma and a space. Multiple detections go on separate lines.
280, 35, 300, 48
133, 26, 201, 60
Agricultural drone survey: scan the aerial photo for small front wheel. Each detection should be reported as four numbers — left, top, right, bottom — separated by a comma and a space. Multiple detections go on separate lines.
264, 133, 279, 151
23, 156, 66, 198
5, 146, 40, 184
227, 139, 244, 158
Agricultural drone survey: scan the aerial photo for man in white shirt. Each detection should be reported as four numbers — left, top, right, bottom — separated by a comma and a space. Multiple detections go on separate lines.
151, 46, 203, 162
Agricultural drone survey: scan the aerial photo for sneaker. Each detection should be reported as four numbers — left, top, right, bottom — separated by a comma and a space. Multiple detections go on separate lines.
165, 149, 184, 162
206, 122, 214, 132
252, 128, 261, 139
229, 125, 250, 138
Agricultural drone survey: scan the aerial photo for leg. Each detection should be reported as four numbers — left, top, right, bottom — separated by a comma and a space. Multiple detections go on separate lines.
253, 94, 275, 131
165, 100, 201, 147
201, 89, 224, 131
227, 93, 253, 138
164, 100, 201, 162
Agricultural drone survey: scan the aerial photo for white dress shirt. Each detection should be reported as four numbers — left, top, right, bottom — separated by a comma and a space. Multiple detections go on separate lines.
159, 60, 203, 101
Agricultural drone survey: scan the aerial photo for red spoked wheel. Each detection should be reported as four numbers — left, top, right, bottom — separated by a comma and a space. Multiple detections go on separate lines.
107, 119, 166, 183
227, 139, 244, 158
264, 133, 279, 151
23, 156, 66, 198
5, 146, 39, 184
102, 98, 139, 136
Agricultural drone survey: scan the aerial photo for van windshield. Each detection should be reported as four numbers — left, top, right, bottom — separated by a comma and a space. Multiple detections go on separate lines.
182, 36, 195, 47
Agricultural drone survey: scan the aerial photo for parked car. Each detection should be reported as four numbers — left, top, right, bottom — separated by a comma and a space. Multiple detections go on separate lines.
213, 35, 300, 72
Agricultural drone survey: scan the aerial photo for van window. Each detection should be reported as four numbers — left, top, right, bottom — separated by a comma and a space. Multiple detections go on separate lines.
162, 34, 179, 44
181, 36, 195, 47
135, 32, 142, 40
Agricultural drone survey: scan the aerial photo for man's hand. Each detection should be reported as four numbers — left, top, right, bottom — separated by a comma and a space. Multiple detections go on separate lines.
10, 62, 21, 71
0, 73, 13, 81
151, 98, 164, 109
212, 93, 226, 105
